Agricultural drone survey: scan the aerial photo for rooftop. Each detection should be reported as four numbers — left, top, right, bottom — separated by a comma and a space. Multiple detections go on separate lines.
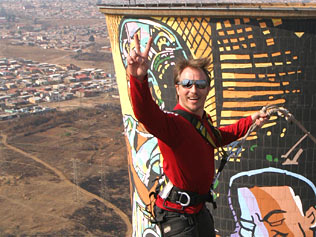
98, 0, 316, 17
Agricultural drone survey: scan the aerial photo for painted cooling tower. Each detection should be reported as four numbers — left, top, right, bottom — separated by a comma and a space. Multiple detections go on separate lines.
99, 3, 316, 236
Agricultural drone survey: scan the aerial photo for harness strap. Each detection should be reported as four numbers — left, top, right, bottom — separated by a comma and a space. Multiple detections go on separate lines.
158, 180, 216, 211
168, 186, 214, 206
173, 109, 221, 148
173, 109, 227, 209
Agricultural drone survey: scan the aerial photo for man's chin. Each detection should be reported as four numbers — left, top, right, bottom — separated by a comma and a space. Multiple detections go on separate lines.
187, 106, 201, 114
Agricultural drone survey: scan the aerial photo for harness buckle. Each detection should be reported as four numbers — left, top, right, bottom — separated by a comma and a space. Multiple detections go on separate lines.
176, 191, 190, 207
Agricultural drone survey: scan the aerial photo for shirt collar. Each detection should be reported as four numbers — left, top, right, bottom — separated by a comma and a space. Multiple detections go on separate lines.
173, 103, 206, 120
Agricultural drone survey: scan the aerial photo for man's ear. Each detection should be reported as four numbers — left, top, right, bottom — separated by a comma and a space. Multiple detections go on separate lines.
306, 206, 316, 229
175, 85, 180, 96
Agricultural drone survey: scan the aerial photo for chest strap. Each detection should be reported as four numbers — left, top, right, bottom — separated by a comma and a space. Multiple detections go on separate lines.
173, 109, 228, 209
173, 109, 221, 148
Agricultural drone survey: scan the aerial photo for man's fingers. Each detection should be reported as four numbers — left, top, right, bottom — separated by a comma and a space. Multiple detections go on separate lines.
130, 49, 138, 60
137, 56, 146, 65
134, 34, 141, 54
126, 56, 134, 65
132, 35, 152, 59
127, 50, 139, 67
144, 36, 153, 57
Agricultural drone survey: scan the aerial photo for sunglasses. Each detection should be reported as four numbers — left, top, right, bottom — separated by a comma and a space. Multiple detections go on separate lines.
176, 79, 208, 89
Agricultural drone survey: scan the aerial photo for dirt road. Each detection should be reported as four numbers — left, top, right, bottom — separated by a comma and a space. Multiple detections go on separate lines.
1, 133, 132, 237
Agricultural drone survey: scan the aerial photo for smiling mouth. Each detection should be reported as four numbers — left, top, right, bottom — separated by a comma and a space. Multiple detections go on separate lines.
188, 96, 199, 100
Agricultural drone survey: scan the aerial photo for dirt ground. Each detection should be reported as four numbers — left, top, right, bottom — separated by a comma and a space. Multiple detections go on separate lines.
0, 96, 131, 236
0, 37, 132, 235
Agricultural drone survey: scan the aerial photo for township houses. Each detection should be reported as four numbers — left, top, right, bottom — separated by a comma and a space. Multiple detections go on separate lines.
0, 0, 112, 120
0, 57, 117, 118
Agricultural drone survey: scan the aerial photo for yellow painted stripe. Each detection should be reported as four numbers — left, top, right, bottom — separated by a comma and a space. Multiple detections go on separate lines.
224, 20, 231, 28
263, 30, 270, 35
272, 52, 281, 57
254, 53, 268, 58
223, 90, 284, 98
223, 81, 281, 87
220, 54, 250, 60
220, 119, 239, 124
245, 27, 252, 32
221, 111, 287, 119
216, 22, 222, 30
221, 62, 274, 69
255, 62, 273, 67
227, 30, 235, 35
246, 135, 258, 140
221, 63, 253, 69
259, 73, 276, 78
223, 99, 286, 108
272, 18, 282, 27
221, 110, 259, 117
222, 73, 256, 79
262, 122, 277, 128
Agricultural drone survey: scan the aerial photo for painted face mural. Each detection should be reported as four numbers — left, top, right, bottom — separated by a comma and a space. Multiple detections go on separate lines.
103, 13, 316, 236
229, 168, 316, 237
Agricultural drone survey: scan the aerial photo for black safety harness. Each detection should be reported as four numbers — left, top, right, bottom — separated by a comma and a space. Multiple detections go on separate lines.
162, 185, 215, 210
171, 109, 229, 210
147, 110, 229, 220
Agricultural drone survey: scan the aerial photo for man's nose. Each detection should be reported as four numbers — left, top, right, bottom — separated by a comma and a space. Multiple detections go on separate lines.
189, 84, 198, 92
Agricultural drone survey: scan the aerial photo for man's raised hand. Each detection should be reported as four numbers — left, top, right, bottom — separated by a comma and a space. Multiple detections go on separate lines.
127, 34, 153, 81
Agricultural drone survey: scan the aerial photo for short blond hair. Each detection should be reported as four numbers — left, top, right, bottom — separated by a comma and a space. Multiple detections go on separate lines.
173, 57, 212, 85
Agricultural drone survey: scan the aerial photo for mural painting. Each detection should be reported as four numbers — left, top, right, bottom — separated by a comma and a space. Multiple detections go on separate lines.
228, 168, 316, 236
104, 14, 316, 236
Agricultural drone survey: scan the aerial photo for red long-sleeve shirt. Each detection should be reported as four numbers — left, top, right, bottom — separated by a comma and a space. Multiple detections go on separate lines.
130, 75, 253, 213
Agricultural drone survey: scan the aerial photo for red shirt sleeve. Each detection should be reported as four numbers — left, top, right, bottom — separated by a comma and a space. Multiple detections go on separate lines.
130, 74, 178, 146
219, 116, 253, 146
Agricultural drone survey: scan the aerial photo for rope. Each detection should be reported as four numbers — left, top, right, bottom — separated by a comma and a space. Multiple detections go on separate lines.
211, 104, 293, 199
238, 104, 292, 147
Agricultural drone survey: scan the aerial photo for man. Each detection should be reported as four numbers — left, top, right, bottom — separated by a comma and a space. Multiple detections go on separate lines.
127, 34, 268, 237
228, 168, 316, 237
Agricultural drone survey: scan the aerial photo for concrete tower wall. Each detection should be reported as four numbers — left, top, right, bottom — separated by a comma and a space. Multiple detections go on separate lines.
100, 7, 316, 236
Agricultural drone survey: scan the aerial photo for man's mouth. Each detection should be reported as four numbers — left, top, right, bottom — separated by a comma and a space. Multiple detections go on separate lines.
188, 97, 199, 101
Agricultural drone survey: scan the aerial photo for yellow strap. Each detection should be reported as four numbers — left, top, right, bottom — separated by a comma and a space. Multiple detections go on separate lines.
196, 121, 202, 130
196, 121, 217, 148
206, 132, 217, 148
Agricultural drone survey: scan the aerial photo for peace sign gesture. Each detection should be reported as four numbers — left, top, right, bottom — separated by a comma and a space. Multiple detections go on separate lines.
126, 34, 153, 81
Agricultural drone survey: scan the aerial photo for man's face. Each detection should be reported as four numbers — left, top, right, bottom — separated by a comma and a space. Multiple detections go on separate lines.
237, 186, 315, 237
175, 67, 210, 117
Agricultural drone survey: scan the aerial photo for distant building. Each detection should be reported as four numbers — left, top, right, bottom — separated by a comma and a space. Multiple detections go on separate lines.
28, 96, 42, 104
76, 89, 100, 98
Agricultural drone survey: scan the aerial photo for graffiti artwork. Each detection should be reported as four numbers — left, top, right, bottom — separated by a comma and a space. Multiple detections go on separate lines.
228, 168, 316, 236
104, 13, 316, 236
